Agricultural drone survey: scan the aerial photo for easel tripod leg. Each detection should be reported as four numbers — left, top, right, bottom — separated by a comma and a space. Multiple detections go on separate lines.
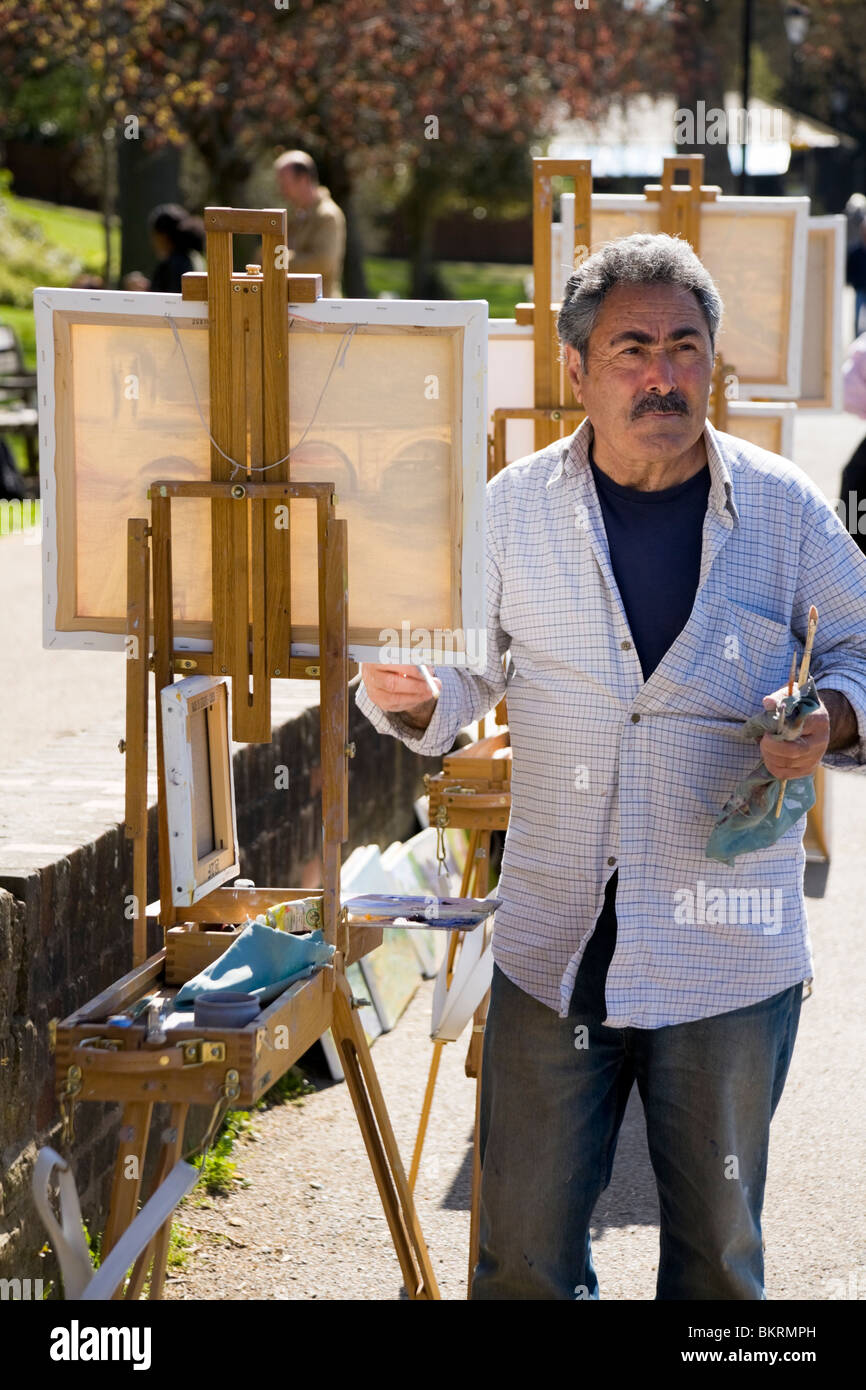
408, 829, 481, 1189
123, 1102, 190, 1301
332, 974, 440, 1300
467, 1034, 485, 1298
102, 1101, 153, 1294
408, 925, 465, 1192
408, 1038, 444, 1193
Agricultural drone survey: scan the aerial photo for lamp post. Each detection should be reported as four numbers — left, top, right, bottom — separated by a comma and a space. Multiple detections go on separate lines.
782, 3, 811, 194
783, 1, 811, 48
738, 0, 753, 195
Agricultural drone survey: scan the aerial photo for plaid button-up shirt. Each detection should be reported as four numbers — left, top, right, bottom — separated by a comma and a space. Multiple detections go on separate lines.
356, 419, 866, 1027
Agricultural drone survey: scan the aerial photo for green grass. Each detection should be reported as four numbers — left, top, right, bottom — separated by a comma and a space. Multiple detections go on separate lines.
191, 1065, 316, 1198
2, 190, 118, 271
0, 186, 119, 370
365, 255, 530, 318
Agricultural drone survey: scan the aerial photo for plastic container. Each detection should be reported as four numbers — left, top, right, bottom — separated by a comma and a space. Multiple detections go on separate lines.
193, 990, 261, 1029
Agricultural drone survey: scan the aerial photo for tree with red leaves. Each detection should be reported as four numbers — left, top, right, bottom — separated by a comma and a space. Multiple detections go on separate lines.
0, 0, 671, 293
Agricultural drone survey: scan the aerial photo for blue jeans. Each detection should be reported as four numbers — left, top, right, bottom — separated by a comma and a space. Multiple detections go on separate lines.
471, 909, 803, 1300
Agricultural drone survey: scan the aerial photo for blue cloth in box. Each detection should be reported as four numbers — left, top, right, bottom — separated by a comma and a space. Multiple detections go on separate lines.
174, 922, 334, 1009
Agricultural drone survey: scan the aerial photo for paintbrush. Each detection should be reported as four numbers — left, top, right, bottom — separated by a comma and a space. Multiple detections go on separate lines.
775, 605, 819, 818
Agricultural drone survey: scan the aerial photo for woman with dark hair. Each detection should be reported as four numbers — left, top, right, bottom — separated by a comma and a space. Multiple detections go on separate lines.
840, 331, 866, 558
123, 204, 206, 293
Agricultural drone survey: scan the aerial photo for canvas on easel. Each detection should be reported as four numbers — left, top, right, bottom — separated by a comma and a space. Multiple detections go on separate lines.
35, 291, 487, 666
588, 191, 810, 398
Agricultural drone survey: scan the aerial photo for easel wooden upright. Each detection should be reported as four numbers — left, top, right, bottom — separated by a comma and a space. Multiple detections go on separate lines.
53, 208, 439, 1300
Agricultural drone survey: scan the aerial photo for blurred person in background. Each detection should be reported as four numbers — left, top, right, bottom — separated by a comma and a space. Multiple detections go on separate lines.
273, 150, 345, 297
123, 204, 205, 294
845, 193, 866, 249
845, 215, 866, 340
841, 331, 866, 559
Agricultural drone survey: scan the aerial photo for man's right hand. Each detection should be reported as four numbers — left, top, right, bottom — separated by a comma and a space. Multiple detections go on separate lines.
360, 664, 440, 730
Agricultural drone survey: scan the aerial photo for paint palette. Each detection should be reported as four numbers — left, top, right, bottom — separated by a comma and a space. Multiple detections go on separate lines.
344, 894, 501, 930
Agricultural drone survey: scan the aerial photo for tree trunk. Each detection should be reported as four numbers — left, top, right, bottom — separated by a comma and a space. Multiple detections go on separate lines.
320, 154, 368, 298
208, 162, 255, 268
403, 168, 447, 300
118, 139, 182, 281
101, 123, 115, 287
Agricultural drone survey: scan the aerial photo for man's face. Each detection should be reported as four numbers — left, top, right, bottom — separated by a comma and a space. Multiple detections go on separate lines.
563, 282, 715, 463
277, 167, 311, 206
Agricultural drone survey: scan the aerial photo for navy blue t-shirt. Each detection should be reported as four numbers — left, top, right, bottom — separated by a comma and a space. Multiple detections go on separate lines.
572, 444, 710, 1013
589, 445, 710, 682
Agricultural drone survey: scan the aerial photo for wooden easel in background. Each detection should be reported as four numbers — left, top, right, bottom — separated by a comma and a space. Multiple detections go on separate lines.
53, 208, 439, 1300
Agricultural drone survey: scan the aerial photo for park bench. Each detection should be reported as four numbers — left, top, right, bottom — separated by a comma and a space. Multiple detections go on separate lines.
0, 322, 38, 473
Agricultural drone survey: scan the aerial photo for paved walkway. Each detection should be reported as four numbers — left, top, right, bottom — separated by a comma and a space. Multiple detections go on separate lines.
0, 530, 319, 872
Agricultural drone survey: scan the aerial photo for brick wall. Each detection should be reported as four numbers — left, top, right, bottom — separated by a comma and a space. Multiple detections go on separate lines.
0, 689, 447, 1291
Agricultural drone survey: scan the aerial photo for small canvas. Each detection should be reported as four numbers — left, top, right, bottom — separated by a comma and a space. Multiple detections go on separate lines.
160, 675, 239, 906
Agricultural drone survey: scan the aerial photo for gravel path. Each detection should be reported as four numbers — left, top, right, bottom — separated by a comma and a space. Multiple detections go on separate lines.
164, 976, 477, 1301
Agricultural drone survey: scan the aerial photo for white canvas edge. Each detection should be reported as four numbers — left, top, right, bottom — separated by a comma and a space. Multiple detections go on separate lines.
34, 289, 488, 666
159, 674, 239, 907
798, 214, 845, 412
489, 320, 533, 338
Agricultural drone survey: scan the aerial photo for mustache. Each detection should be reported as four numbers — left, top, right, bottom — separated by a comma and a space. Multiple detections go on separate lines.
631, 392, 690, 419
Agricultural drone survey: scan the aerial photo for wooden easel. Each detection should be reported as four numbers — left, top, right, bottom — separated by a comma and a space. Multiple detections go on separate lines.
407, 735, 510, 1293
54, 208, 439, 1300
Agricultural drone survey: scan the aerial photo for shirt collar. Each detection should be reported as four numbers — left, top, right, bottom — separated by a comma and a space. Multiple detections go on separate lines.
547, 415, 739, 525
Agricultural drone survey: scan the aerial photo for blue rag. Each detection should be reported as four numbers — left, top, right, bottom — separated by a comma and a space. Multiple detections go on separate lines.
174, 921, 334, 1008
705, 676, 820, 866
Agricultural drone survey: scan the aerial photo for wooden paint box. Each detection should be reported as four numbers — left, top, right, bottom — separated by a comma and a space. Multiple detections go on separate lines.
55, 887, 382, 1111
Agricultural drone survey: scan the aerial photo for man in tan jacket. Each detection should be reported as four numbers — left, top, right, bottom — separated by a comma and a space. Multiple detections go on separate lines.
274, 150, 346, 297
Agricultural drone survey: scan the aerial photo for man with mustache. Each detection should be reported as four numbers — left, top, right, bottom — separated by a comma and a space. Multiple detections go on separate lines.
356, 234, 866, 1299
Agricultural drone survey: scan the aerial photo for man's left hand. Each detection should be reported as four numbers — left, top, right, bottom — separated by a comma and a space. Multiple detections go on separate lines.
759, 685, 829, 780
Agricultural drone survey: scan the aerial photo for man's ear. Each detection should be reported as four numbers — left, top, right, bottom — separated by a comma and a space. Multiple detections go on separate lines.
562, 342, 585, 406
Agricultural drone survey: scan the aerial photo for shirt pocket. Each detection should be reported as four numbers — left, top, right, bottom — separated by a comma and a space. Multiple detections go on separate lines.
694, 599, 793, 721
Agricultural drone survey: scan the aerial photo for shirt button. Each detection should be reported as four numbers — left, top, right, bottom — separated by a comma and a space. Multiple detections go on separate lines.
631, 713, 641, 723
621, 640, 632, 650
608, 856, 617, 866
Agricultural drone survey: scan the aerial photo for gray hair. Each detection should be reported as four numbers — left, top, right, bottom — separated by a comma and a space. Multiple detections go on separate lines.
557, 233, 723, 369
